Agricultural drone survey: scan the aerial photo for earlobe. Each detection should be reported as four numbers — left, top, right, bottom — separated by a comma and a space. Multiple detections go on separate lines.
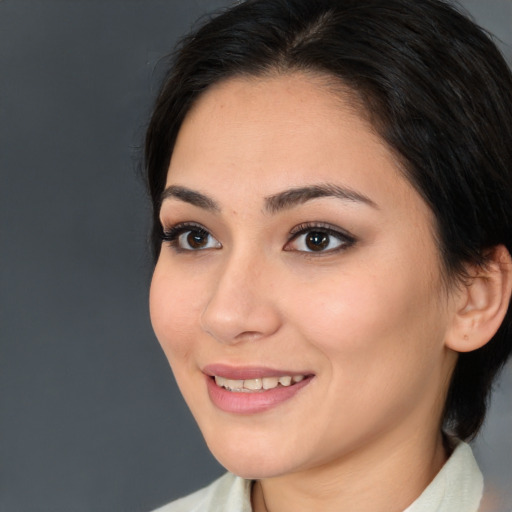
446, 245, 512, 353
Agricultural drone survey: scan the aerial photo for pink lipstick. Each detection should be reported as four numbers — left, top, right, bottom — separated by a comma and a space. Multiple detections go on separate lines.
203, 364, 314, 414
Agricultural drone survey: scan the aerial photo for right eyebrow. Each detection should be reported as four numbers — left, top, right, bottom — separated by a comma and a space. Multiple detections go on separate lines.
160, 185, 220, 212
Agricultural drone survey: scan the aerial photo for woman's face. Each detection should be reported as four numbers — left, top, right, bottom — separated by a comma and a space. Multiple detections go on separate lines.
150, 74, 458, 479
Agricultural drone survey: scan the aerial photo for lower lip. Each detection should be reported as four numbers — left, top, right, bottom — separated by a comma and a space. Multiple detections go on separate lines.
205, 375, 313, 414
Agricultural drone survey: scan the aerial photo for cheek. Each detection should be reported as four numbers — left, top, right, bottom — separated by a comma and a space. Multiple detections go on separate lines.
288, 268, 448, 437
149, 261, 204, 365
287, 262, 444, 373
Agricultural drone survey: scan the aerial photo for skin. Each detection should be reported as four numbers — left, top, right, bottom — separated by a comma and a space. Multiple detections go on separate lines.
150, 73, 463, 512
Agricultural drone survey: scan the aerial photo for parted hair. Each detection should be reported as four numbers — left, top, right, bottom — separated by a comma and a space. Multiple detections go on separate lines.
145, 0, 512, 440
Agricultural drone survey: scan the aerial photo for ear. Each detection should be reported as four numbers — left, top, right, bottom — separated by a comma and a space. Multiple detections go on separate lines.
445, 245, 512, 353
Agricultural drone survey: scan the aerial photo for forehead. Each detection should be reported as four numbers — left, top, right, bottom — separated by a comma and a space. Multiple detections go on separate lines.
166, 73, 425, 219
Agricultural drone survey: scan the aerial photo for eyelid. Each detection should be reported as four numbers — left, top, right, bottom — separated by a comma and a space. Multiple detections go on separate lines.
161, 221, 221, 251
161, 220, 206, 237
285, 221, 356, 253
289, 221, 355, 239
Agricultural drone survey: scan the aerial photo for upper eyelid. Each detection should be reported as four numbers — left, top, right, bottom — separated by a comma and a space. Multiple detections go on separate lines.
161, 221, 215, 242
161, 222, 221, 251
289, 222, 355, 239
162, 220, 210, 232
285, 222, 357, 253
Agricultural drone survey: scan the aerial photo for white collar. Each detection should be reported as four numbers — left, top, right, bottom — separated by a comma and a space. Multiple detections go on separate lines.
404, 440, 483, 512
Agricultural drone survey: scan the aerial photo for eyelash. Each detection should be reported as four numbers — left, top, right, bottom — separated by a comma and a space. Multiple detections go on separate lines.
161, 221, 356, 254
161, 222, 219, 252
286, 222, 356, 254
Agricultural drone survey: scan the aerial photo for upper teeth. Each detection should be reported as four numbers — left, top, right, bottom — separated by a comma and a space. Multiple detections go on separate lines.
214, 375, 305, 392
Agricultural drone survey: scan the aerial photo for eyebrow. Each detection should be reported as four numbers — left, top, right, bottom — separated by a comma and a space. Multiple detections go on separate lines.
160, 183, 377, 214
160, 185, 220, 212
264, 183, 378, 213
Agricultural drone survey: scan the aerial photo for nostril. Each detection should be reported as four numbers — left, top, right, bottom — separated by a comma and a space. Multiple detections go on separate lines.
234, 331, 266, 342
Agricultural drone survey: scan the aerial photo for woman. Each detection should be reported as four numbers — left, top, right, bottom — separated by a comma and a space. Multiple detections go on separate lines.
145, 0, 512, 510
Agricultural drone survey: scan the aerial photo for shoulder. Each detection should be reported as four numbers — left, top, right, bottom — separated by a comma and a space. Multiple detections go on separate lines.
151, 472, 253, 512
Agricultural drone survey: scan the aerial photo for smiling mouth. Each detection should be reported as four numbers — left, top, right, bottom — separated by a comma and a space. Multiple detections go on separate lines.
213, 374, 308, 392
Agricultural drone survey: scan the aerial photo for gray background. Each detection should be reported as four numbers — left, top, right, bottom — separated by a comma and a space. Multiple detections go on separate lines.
1, 1, 510, 511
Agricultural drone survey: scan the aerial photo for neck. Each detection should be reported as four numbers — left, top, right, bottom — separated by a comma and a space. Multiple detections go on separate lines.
252, 429, 447, 512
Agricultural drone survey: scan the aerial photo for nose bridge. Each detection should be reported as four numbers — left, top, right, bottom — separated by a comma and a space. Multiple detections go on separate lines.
200, 245, 280, 344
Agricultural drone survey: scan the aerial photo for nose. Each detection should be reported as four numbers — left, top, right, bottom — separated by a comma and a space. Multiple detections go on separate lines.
200, 251, 282, 344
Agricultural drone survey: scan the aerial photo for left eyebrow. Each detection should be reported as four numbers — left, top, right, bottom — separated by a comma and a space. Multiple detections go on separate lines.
264, 183, 378, 214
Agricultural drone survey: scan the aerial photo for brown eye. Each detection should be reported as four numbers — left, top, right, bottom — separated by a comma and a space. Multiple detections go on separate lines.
285, 224, 355, 254
305, 231, 329, 251
161, 223, 222, 252
186, 229, 210, 249
177, 228, 221, 250
161, 227, 221, 251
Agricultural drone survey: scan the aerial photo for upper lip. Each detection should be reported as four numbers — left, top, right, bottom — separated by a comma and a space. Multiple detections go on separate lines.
202, 364, 313, 380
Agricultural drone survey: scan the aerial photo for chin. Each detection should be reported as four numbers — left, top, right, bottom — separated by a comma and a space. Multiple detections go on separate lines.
201, 425, 306, 479
214, 454, 292, 480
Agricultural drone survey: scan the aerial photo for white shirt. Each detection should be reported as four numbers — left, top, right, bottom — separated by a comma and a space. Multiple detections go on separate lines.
153, 441, 483, 512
